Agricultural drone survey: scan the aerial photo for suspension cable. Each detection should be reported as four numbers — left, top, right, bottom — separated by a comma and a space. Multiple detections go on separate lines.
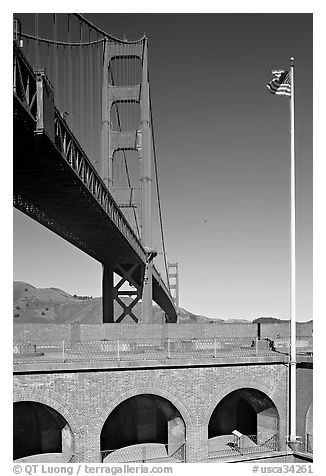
74, 13, 145, 44
148, 78, 170, 289
20, 31, 104, 47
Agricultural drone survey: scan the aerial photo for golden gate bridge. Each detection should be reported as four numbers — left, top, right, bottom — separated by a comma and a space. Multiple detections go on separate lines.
13, 13, 178, 324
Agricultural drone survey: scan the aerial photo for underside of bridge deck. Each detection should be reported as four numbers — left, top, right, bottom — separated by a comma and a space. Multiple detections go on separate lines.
13, 94, 177, 322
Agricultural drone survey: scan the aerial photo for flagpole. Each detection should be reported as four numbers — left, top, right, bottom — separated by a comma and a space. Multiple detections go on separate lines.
289, 56, 297, 445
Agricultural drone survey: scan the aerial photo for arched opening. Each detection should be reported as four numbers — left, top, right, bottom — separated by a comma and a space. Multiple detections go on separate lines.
100, 394, 186, 462
13, 401, 74, 462
208, 388, 279, 458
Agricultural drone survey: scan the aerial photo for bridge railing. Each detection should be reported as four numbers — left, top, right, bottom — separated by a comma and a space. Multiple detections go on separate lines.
13, 336, 286, 364
101, 443, 185, 463
272, 336, 313, 355
208, 433, 279, 460
13, 41, 37, 120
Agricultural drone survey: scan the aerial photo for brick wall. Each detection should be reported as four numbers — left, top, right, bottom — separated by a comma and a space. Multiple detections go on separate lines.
296, 363, 313, 450
14, 362, 288, 463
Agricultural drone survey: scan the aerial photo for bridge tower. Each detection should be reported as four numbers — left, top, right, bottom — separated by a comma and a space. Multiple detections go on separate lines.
101, 37, 154, 324
168, 263, 180, 315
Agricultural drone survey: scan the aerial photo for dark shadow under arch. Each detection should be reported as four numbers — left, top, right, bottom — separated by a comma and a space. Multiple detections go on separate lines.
100, 394, 185, 453
209, 387, 279, 443
13, 401, 74, 461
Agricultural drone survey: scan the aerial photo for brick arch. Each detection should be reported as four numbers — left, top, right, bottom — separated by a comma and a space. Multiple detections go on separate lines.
14, 390, 81, 436
202, 378, 284, 428
95, 385, 194, 436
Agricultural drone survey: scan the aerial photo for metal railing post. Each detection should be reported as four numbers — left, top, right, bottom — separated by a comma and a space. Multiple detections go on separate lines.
214, 338, 217, 358
167, 338, 171, 359
117, 340, 120, 360
62, 340, 65, 361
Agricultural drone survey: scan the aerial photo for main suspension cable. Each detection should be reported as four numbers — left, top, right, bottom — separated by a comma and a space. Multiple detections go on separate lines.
74, 13, 145, 44
20, 31, 104, 47
148, 79, 170, 290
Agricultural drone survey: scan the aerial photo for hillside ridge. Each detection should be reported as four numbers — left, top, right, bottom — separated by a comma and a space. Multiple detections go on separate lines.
13, 281, 311, 324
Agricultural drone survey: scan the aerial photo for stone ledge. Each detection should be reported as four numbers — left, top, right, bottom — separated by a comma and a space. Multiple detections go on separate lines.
13, 354, 288, 373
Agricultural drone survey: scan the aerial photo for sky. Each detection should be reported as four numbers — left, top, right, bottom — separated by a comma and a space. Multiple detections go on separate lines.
12, 11, 313, 321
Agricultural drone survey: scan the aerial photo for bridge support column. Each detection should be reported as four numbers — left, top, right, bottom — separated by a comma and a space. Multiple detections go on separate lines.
140, 260, 153, 324
139, 38, 154, 324
100, 39, 109, 186
102, 264, 114, 323
185, 424, 208, 462
103, 263, 144, 323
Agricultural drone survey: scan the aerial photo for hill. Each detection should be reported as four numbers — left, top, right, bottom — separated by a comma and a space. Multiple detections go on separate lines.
14, 282, 307, 325
13, 281, 172, 324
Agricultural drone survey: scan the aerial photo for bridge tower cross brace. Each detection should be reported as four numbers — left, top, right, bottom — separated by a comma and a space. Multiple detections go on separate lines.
101, 38, 153, 323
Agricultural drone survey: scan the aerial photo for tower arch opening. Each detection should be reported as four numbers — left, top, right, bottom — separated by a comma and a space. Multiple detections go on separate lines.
13, 401, 74, 462
100, 394, 186, 462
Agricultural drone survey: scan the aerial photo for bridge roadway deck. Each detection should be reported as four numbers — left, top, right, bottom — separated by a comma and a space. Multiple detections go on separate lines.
13, 51, 176, 320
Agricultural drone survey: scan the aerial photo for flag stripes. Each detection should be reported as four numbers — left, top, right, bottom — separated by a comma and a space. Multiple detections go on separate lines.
267, 70, 291, 97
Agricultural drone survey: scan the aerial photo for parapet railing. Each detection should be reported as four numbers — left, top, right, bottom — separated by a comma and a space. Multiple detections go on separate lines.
208, 433, 279, 460
101, 443, 185, 463
272, 336, 313, 355
12, 336, 292, 364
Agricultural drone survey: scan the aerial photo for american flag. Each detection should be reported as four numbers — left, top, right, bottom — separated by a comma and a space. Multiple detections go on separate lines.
267, 70, 291, 97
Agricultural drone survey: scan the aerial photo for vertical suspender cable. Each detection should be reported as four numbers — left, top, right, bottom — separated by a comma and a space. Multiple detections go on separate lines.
89, 30, 94, 162
88, 27, 91, 159
62, 15, 67, 118
149, 80, 170, 288
63, 45, 66, 113
35, 14, 39, 67
85, 30, 89, 156
95, 33, 100, 167
75, 38, 78, 137
68, 14, 72, 123
76, 22, 80, 139
84, 31, 88, 155
46, 43, 50, 84
95, 34, 99, 166
79, 20, 84, 146
53, 14, 58, 105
